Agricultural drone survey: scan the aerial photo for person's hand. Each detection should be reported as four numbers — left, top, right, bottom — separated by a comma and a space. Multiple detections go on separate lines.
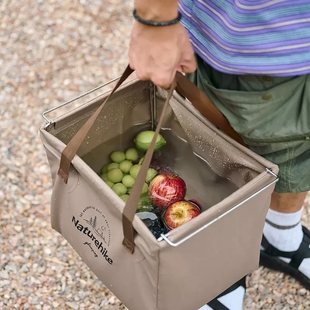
129, 21, 197, 88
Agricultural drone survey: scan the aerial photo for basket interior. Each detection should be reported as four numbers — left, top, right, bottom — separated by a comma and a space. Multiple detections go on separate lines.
45, 80, 267, 210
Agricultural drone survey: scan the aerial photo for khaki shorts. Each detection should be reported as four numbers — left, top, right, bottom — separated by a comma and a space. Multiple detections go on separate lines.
188, 55, 310, 193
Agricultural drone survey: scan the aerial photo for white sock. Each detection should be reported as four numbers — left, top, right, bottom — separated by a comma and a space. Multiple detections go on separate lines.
263, 208, 303, 252
199, 285, 245, 310
262, 207, 310, 278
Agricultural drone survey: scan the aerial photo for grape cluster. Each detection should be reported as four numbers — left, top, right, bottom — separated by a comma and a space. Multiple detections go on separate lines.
100, 148, 158, 203
148, 219, 168, 239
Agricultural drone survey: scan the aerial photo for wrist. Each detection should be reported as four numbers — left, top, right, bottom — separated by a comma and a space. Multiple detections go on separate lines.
134, 0, 178, 21
133, 9, 181, 27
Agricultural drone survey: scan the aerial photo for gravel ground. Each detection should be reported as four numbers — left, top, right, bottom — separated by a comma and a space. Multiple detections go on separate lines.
1, 1, 309, 309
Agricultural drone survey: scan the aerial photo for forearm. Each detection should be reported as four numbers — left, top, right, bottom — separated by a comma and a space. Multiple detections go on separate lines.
134, 0, 179, 20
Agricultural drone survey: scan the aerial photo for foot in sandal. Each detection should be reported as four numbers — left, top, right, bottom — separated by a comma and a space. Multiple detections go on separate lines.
260, 208, 310, 290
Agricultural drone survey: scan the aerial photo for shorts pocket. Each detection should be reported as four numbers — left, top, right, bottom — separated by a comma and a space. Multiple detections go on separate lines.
196, 71, 310, 147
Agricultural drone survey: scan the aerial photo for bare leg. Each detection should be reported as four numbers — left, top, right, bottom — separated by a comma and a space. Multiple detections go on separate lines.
270, 192, 308, 213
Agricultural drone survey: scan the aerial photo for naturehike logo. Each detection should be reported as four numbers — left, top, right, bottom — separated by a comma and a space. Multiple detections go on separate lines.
72, 205, 113, 265
72, 216, 113, 265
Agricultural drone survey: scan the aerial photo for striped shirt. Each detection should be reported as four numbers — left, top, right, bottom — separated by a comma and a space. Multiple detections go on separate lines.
179, 0, 310, 76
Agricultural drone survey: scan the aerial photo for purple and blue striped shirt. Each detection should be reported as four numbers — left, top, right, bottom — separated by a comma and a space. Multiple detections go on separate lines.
179, 0, 310, 76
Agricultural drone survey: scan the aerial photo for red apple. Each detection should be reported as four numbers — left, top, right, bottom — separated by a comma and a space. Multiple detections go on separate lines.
148, 174, 186, 209
163, 200, 201, 230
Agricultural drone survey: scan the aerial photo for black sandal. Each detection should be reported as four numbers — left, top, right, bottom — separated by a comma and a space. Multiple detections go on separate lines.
260, 225, 310, 290
206, 277, 246, 310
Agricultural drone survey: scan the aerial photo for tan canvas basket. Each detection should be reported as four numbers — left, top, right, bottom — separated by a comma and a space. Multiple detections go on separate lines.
40, 67, 279, 310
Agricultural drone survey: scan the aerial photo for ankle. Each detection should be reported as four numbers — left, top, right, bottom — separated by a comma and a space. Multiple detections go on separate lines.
263, 208, 303, 252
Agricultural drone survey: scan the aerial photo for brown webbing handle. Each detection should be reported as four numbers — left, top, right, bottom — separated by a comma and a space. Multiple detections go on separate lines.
57, 65, 244, 254
122, 82, 176, 253
175, 72, 245, 146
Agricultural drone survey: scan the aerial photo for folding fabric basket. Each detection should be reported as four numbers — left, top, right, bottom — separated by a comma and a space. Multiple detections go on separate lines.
40, 66, 279, 310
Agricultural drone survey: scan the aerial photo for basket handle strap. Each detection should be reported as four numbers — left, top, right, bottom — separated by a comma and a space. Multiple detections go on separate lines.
57, 65, 244, 254
175, 72, 245, 146
122, 82, 176, 253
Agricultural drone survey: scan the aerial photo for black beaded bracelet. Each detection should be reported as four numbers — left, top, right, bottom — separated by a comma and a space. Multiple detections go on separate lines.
133, 9, 182, 27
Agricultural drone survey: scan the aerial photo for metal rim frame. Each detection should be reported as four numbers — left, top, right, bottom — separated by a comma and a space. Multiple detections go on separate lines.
41, 76, 121, 127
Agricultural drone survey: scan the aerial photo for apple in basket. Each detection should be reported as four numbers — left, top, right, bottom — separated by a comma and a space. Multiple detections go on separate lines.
148, 174, 186, 209
162, 200, 201, 230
